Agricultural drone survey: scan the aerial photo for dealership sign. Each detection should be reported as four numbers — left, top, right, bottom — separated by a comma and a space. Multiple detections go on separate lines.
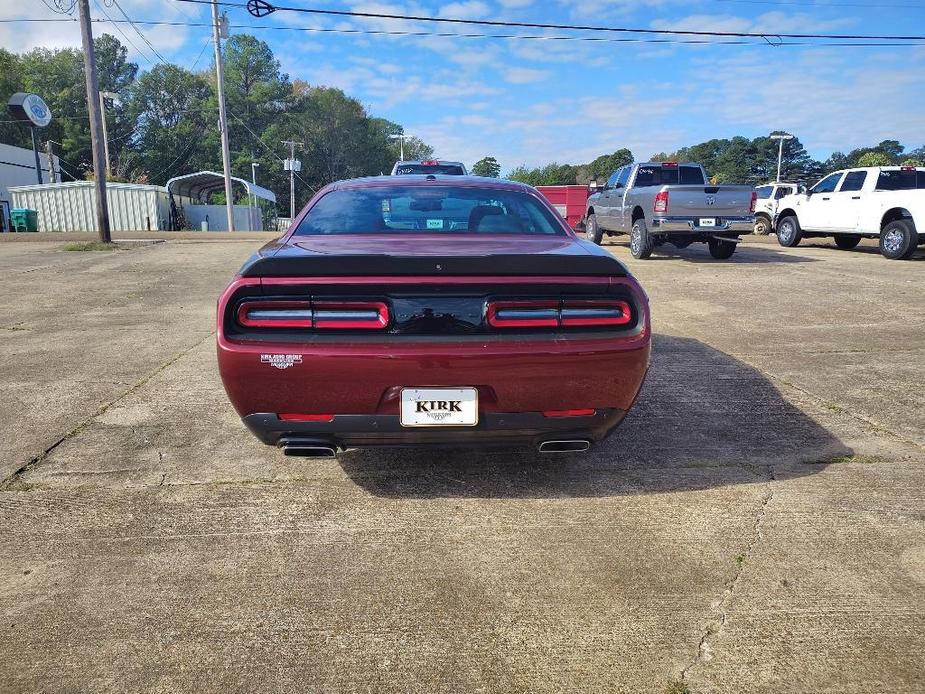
7, 92, 53, 128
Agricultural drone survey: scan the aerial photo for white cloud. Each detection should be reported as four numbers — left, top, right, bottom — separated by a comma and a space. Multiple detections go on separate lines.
503, 66, 551, 84
438, 2, 490, 20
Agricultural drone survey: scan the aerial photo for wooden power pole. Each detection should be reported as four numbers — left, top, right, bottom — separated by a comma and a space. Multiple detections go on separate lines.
211, 0, 235, 231
77, 0, 111, 243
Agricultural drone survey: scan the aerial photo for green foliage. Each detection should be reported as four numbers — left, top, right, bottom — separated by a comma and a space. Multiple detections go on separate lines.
585, 149, 633, 183
471, 156, 501, 177
856, 151, 892, 167
508, 162, 579, 186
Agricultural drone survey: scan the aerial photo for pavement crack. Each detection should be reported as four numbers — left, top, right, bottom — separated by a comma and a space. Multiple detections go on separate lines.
0, 331, 215, 490
681, 464, 775, 684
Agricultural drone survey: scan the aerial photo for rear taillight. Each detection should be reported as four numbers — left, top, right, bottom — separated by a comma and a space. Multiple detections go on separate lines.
654, 190, 669, 214
559, 300, 632, 327
237, 300, 313, 329
661, 162, 678, 168
312, 301, 389, 330
486, 299, 632, 329
487, 300, 559, 328
543, 409, 596, 418
237, 300, 389, 330
750, 191, 758, 213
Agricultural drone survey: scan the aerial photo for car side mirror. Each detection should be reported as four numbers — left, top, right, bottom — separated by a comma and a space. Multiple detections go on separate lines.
804, 188, 813, 197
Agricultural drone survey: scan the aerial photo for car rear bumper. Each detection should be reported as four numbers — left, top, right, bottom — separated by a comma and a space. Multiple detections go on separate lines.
243, 409, 628, 450
651, 216, 753, 234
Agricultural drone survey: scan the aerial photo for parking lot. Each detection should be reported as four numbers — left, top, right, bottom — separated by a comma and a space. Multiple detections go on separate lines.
0, 236, 922, 692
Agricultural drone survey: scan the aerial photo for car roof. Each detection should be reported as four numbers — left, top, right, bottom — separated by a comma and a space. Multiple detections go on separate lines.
328, 174, 534, 193
394, 160, 464, 166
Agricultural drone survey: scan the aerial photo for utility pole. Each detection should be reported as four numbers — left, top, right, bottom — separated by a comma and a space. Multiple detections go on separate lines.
771, 133, 794, 183
46, 141, 57, 183
30, 128, 43, 184
211, 0, 235, 231
98, 92, 111, 178
281, 140, 303, 220
77, 0, 111, 243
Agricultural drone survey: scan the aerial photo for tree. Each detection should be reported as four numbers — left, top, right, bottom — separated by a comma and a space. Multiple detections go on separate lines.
508, 162, 578, 186
471, 156, 500, 177
857, 151, 892, 167
586, 149, 634, 183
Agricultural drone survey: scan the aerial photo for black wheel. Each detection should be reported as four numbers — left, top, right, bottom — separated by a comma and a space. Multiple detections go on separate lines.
776, 215, 802, 247
753, 215, 772, 235
834, 234, 862, 250
630, 219, 653, 259
879, 219, 917, 260
585, 214, 603, 245
708, 238, 736, 259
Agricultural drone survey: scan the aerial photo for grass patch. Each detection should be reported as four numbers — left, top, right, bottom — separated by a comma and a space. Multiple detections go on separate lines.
665, 680, 692, 694
62, 241, 128, 251
734, 554, 746, 568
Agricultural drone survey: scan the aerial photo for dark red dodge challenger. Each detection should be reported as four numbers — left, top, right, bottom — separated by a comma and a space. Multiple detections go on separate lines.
217, 175, 651, 456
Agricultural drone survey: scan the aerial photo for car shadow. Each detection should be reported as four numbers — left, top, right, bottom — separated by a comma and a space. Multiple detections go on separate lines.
603, 239, 818, 263
798, 240, 925, 261
337, 335, 851, 499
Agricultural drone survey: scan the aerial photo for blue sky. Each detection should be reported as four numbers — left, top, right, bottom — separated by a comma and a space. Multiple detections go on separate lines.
5, 0, 925, 172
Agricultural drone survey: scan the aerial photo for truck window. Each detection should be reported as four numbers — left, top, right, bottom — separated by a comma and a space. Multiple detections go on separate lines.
811, 172, 843, 194
876, 169, 924, 190
839, 170, 868, 192
606, 169, 621, 188
755, 186, 773, 199
634, 165, 705, 187
774, 186, 791, 199
617, 166, 631, 187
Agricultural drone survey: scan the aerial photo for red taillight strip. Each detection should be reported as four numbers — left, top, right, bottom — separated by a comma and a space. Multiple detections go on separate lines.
278, 413, 335, 422
654, 190, 669, 214
487, 300, 559, 328
543, 409, 596, 418
313, 301, 389, 330
559, 300, 632, 327
237, 300, 313, 328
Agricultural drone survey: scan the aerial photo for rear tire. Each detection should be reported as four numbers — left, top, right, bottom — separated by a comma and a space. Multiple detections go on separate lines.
777, 215, 802, 247
879, 219, 917, 259
630, 219, 653, 259
708, 238, 736, 259
585, 214, 603, 245
834, 234, 862, 250
753, 215, 772, 235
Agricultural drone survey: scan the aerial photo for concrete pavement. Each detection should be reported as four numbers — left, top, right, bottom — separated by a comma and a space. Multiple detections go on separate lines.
0, 237, 922, 693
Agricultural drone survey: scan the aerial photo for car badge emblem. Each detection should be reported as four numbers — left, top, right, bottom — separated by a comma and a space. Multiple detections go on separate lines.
706, 195, 716, 205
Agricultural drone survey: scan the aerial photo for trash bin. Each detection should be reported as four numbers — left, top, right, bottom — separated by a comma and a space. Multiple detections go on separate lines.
11, 208, 38, 232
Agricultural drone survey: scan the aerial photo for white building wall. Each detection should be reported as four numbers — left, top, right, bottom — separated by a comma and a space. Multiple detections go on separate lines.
9, 181, 167, 232
0, 142, 60, 230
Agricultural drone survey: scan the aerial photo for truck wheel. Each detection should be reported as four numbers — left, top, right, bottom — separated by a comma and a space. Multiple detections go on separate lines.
834, 234, 861, 250
753, 215, 772, 235
630, 219, 653, 259
585, 214, 603, 245
708, 238, 736, 259
776, 215, 802, 247
879, 220, 917, 260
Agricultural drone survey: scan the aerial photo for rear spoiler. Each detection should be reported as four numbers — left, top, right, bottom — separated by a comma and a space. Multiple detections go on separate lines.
239, 253, 628, 278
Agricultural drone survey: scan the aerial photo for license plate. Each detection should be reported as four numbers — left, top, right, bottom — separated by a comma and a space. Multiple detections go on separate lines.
699, 218, 716, 227
400, 388, 478, 427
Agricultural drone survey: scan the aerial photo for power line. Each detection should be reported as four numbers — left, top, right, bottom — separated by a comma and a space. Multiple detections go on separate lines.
92, 0, 157, 64
716, 0, 923, 7
4, 16, 924, 47
107, 0, 171, 64
172, 0, 925, 41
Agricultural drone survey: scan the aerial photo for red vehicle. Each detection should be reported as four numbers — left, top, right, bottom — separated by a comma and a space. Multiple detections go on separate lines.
217, 175, 651, 456
536, 184, 590, 230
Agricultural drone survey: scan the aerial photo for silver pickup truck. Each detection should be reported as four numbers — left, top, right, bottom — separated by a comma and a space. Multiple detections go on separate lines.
584, 162, 756, 259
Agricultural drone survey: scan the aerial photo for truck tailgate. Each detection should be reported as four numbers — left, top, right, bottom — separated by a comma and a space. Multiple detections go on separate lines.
664, 185, 754, 217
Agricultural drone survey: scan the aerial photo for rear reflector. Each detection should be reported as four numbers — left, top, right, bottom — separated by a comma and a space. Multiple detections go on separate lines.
654, 190, 669, 214
543, 409, 596, 418
278, 413, 335, 422
237, 300, 389, 330
487, 299, 632, 329
750, 190, 758, 213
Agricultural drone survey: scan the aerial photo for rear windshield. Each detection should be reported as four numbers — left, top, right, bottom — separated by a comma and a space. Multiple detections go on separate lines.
755, 185, 773, 199
634, 165, 706, 187
875, 169, 925, 190
394, 163, 465, 175
293, 186, 564, 236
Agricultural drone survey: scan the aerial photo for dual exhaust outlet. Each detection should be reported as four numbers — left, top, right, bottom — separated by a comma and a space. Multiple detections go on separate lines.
280, 439, 591, 457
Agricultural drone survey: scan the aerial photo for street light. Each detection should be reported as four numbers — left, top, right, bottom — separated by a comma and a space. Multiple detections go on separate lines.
770, 132, 794, 183
98, 91, 119, 178
389, 133, 405, 161
250, 161, 259, 208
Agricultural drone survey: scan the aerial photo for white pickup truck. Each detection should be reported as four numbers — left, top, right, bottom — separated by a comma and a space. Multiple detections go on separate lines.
775, 166, 924, 259
753, 182, 801, 234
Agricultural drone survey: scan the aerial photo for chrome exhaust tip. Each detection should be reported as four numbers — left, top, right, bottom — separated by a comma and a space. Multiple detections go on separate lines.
283, 445, 337, 458
538, 439, 591, 454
